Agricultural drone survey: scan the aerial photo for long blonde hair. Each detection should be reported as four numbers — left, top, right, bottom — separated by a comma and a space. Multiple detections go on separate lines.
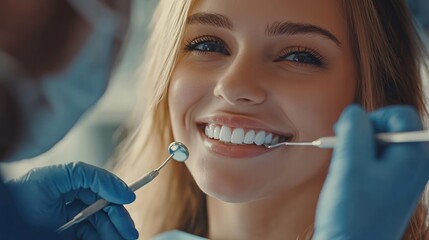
113, 0, 429, 239
114, 0, 207, 238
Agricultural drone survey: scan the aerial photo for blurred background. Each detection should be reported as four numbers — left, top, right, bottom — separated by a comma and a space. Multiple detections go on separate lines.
0, 0, 157, 180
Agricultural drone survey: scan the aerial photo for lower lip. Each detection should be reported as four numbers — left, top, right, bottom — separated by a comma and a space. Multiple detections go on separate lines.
199, 130, 275, 158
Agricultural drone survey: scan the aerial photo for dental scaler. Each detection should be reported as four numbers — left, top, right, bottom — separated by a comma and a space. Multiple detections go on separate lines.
265, 130, 429, 149
56, 142, 189, 233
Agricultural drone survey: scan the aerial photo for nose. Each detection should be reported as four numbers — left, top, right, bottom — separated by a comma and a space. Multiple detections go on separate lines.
213, 55, 267, 106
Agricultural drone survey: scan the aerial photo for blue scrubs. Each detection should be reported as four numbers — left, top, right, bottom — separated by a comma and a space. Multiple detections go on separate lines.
408, 0, 429, 29
407, 0, 429, 51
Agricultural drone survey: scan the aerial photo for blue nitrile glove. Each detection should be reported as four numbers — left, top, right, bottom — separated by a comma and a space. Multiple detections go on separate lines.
6, 162, 139, 240
313, 105, 429, 240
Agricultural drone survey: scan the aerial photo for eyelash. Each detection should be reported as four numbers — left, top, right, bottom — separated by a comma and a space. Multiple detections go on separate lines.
277, 47, 326, 67
184, 35, 325, 67
185, 35, 230, 55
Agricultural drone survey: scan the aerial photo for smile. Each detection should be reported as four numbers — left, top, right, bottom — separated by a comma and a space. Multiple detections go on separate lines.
202, 123, 290, 146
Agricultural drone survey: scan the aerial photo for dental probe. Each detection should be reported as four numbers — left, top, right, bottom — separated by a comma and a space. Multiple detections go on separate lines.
265, 130, 429, 149
56, 142, 189, 233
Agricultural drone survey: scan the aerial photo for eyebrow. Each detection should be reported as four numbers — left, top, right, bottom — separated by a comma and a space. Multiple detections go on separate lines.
266, 22, 341, 46
187, 13, 233, 30
186, 13, 341, 47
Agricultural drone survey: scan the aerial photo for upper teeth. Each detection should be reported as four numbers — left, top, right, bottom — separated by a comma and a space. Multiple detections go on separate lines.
204, 124, 282, 146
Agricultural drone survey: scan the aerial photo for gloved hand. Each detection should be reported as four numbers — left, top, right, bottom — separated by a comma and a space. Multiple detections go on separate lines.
313, 105, 429, 240
6, 161, 139, 240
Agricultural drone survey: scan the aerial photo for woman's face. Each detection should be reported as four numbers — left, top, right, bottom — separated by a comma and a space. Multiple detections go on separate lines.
169, 0, 356, 202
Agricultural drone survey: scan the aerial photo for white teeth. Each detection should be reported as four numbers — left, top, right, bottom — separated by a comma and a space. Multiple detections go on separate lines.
207, 124, 215, 138
243, 130, 255, 144
264, 133, 272, 144
254, 131, 266, 145
231, 128, 245, 144
214, 126, 221, 139
219, 126, 232, 142
203, 124, 286, 146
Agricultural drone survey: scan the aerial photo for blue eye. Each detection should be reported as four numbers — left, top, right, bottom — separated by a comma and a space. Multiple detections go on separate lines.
278, 48, 324, 66
185, 36, 230, 55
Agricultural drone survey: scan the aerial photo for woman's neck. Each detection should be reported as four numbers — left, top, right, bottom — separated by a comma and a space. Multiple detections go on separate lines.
207, 180, 323, 240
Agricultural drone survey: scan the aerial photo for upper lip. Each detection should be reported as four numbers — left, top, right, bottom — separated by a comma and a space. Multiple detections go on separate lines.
197, 114, 294, 138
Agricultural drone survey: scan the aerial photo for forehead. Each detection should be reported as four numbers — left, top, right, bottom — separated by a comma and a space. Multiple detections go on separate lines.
190, 0, 347, 44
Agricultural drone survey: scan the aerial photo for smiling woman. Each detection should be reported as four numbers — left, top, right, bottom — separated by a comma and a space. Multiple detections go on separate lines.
113, 0, 429, 239
169, 0, 355, 210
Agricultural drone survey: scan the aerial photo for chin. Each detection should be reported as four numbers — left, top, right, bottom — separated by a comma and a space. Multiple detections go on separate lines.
204, 187, 259, 203
196, 171, 266, 203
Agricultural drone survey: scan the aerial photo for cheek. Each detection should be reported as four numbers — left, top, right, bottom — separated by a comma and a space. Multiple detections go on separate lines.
168, 68, 217, 194
283, 66, 356, 140
265, 69, 356, 187
168, 75, 193, 141
273, 83, 354, 143
168, 67, 212, 146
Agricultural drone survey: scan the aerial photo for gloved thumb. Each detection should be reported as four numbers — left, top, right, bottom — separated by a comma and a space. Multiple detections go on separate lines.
22, 162, 135, 204
332, 105, 376, 169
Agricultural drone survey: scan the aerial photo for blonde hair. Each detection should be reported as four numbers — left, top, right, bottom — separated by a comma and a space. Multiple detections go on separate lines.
113, 0, 207, 238
113, 0, 429, 239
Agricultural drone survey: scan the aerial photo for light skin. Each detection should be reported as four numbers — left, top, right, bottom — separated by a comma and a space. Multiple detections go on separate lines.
168, 0, 356, 239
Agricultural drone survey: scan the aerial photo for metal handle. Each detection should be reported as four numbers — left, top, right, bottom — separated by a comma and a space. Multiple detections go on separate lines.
56, 170, 159, 233
317, 130, 429, 148
314, 136, 337, 148
56, 199, 108, 233
376, 130, 429, 143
